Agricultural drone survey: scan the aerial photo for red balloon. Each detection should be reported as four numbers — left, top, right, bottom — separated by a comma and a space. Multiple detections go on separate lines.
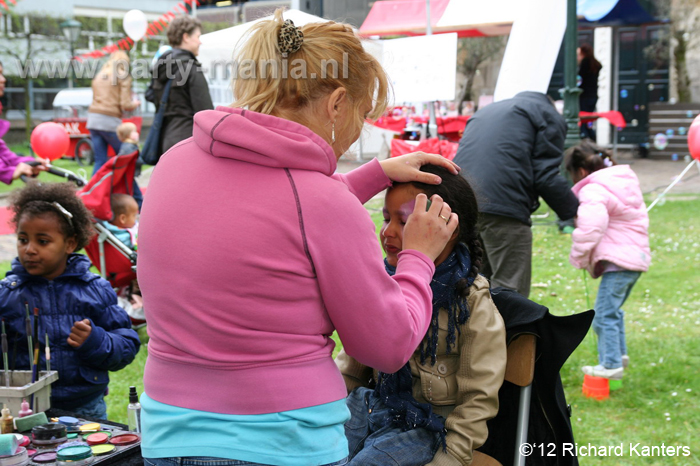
30, 122, 69, 161
688, 114, 700, 161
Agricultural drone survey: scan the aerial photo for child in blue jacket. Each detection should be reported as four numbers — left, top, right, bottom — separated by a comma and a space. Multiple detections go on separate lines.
0, 181, 140, 420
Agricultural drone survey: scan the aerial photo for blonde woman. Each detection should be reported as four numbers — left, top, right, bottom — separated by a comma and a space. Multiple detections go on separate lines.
87, 51, 140, 175
138, 9, 461, 466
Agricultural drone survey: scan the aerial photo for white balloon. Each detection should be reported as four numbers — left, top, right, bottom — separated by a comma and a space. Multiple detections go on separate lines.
123, 9, 148, 42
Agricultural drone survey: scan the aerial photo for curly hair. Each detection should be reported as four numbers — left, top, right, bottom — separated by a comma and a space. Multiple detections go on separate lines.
564, 138, 616, 177
167, 16, 202, 47
9, 182, 95, 250
407, 165, 483, 299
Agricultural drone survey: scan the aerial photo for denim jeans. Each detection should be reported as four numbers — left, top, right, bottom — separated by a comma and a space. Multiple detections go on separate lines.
89, 129, 122, 175
144, 457, 348, 466
71, 395, 108, 420
344, 387, 441, 466
593, 270, 641, 369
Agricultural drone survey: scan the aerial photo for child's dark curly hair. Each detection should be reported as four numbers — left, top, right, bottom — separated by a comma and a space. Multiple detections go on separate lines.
408, 165, 483, 300
9, 181, 95, 250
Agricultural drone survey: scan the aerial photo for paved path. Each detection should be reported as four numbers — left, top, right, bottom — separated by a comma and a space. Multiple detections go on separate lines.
1, 154, 699, 263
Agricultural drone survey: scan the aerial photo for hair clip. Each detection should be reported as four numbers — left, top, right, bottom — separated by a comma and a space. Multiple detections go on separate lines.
278, 19, 304, 58
603, 158, 613, 167
51, 202, 74, 228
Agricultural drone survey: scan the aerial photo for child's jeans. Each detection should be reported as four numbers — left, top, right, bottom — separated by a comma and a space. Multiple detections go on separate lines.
594, 270, 641, 369
344, 387, 441, 466
66, 394, 108, 420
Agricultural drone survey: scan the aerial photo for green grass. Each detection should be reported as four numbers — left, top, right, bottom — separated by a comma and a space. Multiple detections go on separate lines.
1, 196, 699, 459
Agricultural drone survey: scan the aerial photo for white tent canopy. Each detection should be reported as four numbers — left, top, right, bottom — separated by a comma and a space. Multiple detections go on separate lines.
434, 0, 520, 35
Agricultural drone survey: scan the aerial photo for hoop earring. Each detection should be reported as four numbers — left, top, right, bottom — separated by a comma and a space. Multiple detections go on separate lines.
331, 121, 336, 144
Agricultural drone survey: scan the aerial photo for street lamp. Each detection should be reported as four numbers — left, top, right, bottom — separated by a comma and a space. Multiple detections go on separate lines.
562, 0, 581, 149
60, 19, 82, 88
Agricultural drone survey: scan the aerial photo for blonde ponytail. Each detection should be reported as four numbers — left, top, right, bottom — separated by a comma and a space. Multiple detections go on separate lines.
232, 9, 389, 122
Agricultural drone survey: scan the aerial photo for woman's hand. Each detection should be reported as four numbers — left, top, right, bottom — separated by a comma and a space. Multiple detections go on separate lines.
402, 193, 458, 262
379, 152, 460, 185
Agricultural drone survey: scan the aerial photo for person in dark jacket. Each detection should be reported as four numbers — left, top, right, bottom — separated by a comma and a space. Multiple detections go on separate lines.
453, 91, 578, 297
0, 182, 140, 420
147, 16, 213, 158
577, 44, 602, 140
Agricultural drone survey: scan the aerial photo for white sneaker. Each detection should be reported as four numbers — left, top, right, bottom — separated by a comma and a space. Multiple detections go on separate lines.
622, 355, 630, 369
582, 364, 624, 380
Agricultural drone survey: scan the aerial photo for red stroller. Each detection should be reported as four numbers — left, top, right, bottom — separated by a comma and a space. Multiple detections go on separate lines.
76, 151, 145, 327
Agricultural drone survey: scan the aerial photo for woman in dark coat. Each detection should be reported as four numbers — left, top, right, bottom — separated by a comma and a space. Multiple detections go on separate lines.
577, 43, 602, 140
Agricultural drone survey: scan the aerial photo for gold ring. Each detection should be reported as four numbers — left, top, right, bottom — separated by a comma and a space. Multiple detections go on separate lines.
439, 214, 449, 222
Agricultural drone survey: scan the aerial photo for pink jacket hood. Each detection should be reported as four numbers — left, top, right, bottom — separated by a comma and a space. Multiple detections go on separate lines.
570, 165, 651, 277
193, 106, 337, 175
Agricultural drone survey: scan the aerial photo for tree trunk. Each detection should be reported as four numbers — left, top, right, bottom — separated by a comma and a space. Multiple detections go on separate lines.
23, 77, 32, 142
673, 29, 691, 103
457, 70, 477, 115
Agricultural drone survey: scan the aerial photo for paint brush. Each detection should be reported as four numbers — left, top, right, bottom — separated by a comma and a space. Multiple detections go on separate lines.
45, 333, 50, 373
30, 308, 39, 411
24, 304, 33, 371
1, 320, 9, 388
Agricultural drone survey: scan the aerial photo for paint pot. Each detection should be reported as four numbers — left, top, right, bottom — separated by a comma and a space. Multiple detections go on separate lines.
57, 417, 80, 429
90, 444, 115, 456
56, 445, 94, 465
78, 423, 100, 433
67, 433, 79, 439
31, 423, 67, 446
23, 449, 35, 457
11, 436, 28, 449
0, 446, 29, 466
85, 433, 109, 446
108, 433, 140, 446
82, 431, 111, 441
30, 451, 56, 464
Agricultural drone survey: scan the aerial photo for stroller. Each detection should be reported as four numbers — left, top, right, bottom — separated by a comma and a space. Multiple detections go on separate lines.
25, 152, 145, 328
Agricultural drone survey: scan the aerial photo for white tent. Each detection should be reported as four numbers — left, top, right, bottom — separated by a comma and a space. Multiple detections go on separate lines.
199, 9, 332, 107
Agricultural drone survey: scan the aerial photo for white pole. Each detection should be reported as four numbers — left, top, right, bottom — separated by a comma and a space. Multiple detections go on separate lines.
192, 0, 197, 17
426, 0, 438, 139
647, 160, 699, 212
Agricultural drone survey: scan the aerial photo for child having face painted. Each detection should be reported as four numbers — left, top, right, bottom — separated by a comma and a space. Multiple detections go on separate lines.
335, 165, 506, 466
0, 182, 140, 420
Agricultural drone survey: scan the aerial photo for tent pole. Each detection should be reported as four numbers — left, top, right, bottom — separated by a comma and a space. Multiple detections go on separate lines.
612, 26, 620, 158
426, 0, 438, 138
563, 0, 581, 149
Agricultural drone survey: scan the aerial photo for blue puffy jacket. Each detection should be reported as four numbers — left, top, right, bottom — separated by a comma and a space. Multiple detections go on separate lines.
0, 254, 140, 409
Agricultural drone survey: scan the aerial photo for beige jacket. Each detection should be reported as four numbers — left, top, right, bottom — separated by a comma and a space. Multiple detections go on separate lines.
335, 275, 506, 466
88, 69, 138, 118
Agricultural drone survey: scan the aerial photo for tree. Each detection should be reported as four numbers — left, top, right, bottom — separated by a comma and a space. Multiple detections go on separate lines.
455, 36, 506, 114
0, 12, 64, 140
647, 0, 700, 102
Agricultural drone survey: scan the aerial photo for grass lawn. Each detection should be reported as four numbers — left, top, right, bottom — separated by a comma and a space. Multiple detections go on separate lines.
1, 195, 698, 461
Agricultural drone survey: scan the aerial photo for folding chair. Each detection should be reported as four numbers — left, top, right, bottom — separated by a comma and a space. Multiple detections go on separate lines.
472, 334, 537, 466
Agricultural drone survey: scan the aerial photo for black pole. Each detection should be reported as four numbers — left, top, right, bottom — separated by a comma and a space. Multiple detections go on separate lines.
563, 0, 581, 149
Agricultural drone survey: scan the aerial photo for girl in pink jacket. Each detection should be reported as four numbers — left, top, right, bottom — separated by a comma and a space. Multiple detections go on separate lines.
565, 140, 650, 380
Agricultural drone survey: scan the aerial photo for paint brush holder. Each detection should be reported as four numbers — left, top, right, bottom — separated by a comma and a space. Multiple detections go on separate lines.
0, 371, 58, 416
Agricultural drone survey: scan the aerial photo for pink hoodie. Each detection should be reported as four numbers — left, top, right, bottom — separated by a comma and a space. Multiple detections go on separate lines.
138, 107, 435, 415
570, 165, 651, 278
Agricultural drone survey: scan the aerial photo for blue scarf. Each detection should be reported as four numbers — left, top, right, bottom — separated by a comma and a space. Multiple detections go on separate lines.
375, 243, 475, 448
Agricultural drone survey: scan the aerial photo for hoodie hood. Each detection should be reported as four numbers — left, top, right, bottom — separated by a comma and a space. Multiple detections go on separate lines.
572, 165, 643, 209
192, 106, 337, 176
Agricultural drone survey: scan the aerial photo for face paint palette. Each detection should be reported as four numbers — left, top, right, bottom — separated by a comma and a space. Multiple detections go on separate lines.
22, 410, 141, 466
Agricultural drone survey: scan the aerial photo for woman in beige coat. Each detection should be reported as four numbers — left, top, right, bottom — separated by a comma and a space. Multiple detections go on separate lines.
336, 165, 506, 466
87, 51, 140, 175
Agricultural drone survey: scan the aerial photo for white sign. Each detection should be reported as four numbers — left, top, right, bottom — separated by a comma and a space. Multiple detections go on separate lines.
380, 33, 458, 104
494, 0, 566, 102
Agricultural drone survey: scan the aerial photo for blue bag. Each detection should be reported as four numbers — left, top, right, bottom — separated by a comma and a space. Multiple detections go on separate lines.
140, 79, 173, 166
